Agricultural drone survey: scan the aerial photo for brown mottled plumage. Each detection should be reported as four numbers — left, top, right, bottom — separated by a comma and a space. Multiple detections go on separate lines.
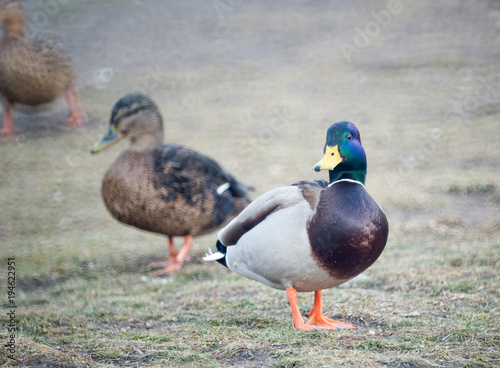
91, 93, 252, 275
0, 0, 86, 139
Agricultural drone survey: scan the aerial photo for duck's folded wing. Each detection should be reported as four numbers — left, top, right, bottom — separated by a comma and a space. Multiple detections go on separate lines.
218, 179, 328, 246
158, 145, 252, 198
157, 145, 227, 182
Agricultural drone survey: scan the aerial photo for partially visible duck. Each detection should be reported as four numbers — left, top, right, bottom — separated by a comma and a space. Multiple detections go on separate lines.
0, 0, 86, 139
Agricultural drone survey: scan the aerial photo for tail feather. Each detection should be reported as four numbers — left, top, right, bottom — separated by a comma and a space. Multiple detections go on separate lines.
203, 240, 228, 268
226, 174, 254, 198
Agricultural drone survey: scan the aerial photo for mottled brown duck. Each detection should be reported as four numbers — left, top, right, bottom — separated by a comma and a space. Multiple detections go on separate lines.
0, 0, 87, 139
90, 93, 252, 276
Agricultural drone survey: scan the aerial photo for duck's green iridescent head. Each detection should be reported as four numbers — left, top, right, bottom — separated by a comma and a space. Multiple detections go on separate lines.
90, 93, 162, 154
313, 121, 367, 184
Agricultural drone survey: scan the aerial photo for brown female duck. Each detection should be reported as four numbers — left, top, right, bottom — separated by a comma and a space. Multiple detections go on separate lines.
0, 0, 86, 139
91, 93, 252, 276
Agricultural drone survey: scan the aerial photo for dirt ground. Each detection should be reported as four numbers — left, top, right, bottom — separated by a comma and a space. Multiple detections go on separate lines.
0, 0, 499, 367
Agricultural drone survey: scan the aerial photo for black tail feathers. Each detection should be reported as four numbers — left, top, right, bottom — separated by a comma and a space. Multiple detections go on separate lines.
227, 175, 254, 198
215, 240, 228, 268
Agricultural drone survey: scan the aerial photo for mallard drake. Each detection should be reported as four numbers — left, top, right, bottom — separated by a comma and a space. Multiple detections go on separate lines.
204, 121, 388, 330
0, 0, 87, 139
90, 93, 252, 276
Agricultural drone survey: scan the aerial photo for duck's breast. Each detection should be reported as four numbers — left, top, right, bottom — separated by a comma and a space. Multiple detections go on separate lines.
307, 181, 388, 280
101, 151, 159, 231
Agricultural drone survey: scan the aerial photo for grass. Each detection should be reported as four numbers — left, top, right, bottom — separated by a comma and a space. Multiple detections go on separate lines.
0, 202, 498, 367
1, 0, 500, 367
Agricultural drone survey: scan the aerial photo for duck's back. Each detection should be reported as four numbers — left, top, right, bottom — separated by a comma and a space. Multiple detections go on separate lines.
0, 35, 73, 105
102, 145, 249, 237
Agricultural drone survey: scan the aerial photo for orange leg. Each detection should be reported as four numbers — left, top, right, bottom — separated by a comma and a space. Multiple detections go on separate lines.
286, 288, 356, 331
168, 236, 179, 259
0, 104, 20, 139
148, 235, 193, 277
65, 86, 87, 128
286, 287, 316, 331
305, 290, 356, 330
147, 236, 178, 269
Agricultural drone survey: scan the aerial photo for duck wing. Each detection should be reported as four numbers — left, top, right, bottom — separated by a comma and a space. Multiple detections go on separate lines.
155, 145, 252, 199
217, 179, 328, 246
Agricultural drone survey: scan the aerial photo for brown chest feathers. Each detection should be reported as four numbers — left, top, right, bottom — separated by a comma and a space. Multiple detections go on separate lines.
307, 181, 388, 280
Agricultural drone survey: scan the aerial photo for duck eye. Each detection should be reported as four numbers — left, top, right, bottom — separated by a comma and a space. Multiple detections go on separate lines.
346, 133, 353, 140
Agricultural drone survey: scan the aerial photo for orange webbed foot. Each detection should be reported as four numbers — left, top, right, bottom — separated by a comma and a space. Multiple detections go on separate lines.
0, 130, 20, 141
146, 257, 175, 270
65, 111, 88, 128
305, 312, 356, 330
305, 290, 356, 330
287, 288, 356, 331
149, 261, 184, 277
147, 236, 193, 277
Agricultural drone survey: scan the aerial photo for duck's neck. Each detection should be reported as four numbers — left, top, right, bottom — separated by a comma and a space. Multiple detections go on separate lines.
2, 25, 24, 39
2, 9, 26, 38
329, 169, 366, 185
128, 132, 164, 153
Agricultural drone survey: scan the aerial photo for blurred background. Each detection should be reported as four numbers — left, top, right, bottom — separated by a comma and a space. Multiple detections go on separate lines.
3, 0, 499, 230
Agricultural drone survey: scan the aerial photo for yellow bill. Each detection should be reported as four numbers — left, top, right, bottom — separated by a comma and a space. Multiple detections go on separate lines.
313, 145, 342, 171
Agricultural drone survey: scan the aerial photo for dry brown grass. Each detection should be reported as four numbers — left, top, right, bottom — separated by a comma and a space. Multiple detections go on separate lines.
1, 0, 499, 367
